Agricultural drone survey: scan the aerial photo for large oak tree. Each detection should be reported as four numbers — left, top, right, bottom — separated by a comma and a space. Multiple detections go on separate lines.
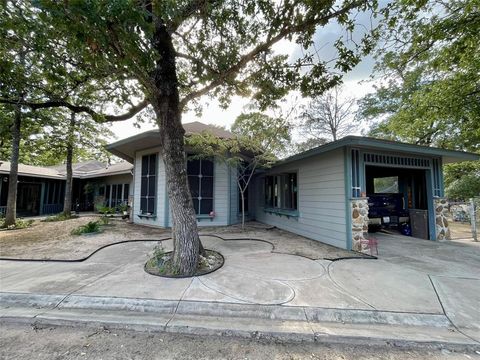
1, 0, 379, 275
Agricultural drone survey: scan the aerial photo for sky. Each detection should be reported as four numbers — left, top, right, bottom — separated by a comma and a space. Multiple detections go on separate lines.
109, 5, 383, 143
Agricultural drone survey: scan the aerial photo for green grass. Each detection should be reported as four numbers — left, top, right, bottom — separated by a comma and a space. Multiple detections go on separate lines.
71, 221, 101, 235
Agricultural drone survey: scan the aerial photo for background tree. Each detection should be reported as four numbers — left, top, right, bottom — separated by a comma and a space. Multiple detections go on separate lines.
231, 112, 292, 228
292, 137, 329, 153
188, 112, 292, 229
356, 0, 480, 200
300, 86, 356, 142
2, 1, 379, 275
0, 2, 123, 226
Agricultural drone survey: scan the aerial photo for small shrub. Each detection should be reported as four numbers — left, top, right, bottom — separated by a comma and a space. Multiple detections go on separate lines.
99, 216, 110, 225
71, 221, 100, 235
96, 205, 115, 215
0, 218, 34, 230
42, 213, 79, 222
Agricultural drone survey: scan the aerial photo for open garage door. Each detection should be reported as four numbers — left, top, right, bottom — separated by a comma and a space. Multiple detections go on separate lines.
365, 165, 432, 240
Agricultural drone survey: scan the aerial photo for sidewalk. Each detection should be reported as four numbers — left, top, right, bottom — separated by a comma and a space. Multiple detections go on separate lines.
1, 235, 479, 349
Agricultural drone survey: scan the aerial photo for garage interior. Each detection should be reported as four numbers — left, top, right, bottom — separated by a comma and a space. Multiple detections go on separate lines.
365, 165, 431, 239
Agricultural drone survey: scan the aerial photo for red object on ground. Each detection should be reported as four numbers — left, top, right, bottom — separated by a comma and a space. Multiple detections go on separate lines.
361, 235, 378, 256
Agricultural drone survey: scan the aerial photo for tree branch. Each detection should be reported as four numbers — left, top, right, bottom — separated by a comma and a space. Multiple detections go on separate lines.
179, 1, 365, 108
0, 98, 150, 123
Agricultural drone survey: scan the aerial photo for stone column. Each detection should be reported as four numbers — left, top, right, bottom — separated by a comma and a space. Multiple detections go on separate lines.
351, 198, 369, 252
434, 197, 451, 240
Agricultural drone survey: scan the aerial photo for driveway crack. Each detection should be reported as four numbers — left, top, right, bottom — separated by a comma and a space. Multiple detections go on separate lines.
32, 263, 126, 320
326, 261, 376, 310
427, 275, 480, 344
164, 277, 194, 329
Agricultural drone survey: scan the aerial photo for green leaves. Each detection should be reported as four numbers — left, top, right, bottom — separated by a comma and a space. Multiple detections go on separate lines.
359, 0, 479, 152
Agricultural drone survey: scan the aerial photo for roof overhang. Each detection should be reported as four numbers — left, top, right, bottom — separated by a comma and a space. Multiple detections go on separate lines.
276, 136, 479, 167
0, 170, 65, 180
106, 130, 160, 163
79, 169, 132, 179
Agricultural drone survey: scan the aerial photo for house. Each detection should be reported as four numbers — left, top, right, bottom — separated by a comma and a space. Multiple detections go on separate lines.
0, 160, 133, 216
106, 122, 240, 228
107, 122, 479, 251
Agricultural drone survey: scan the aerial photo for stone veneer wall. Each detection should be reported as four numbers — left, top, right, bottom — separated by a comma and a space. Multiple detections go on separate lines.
351, 198, 369, 252
435, 197, 451, 240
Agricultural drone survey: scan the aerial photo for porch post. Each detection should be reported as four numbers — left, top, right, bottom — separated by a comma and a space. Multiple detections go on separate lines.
434, 197, 451, 240
350, 198, 370, 252
39, 182, 45, 215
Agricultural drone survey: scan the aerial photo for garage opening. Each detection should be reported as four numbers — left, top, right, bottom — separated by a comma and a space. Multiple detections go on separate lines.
365, 165, 430, 239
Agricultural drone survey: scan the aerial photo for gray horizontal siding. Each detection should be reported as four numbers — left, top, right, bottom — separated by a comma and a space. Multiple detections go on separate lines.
254, 148, 347, 249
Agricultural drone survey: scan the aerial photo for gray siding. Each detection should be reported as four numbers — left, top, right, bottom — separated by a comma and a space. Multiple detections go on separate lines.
254, 148, 347, 249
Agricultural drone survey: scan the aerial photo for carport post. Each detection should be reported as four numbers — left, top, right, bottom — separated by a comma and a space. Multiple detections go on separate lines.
426, 169, 437, 241
471, 198, 478, 242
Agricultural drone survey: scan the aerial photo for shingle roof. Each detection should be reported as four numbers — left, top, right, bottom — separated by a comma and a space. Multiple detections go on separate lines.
183, 121, 234, 139
106, 121, 234, 162
0, 161, 65, 179
0, 160, 133, 180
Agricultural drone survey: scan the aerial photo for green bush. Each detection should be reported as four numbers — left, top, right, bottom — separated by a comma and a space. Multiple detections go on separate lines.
0, 218, 34, 230
71, 221, 100, 235
96, 205, 115, 215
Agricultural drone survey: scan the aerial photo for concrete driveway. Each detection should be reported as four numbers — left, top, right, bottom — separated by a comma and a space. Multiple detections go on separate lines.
1, 233, 479, 345
374, 232, 480, 341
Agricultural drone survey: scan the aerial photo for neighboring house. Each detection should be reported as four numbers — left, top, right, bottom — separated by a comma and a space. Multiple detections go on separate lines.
107, 122, 479, 251
0, 160, 133, 217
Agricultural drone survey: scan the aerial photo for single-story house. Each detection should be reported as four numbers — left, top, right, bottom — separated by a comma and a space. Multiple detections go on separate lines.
0, 160, 133, 216
107, 121, 479, 251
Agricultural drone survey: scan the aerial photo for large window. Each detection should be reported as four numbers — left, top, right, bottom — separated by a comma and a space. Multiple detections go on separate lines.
264, 173, 297, 210
140, 154, 157, 214
100, 183, 130, 208
187, 157, 214, 215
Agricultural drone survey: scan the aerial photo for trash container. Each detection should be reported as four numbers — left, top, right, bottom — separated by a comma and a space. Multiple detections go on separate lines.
409, 209, 429, 239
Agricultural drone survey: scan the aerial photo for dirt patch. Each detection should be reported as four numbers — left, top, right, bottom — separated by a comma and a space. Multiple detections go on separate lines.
200, 221, 359, 260
0, 216, 169, 260
145, 249, 224, 278
0, 218, 358, 261
1, 322, 473, 360
448, 219, 474, 240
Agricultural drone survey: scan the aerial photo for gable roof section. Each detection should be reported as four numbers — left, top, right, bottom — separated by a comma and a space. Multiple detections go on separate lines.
106, 121, 234, 162
0, 160, 132, 180
0, 161, 65, 179
275, 136, 479, 167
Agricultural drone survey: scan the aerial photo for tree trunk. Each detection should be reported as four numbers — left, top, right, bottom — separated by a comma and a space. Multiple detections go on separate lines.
151, 21, 202, 276
4, 105, 21, 226
240, 189, 245, 230
62, 112, 75, 217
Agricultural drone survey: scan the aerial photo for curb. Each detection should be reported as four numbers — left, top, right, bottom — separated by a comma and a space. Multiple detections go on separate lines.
2, 291, 479, 350
0, 292, 451, 327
